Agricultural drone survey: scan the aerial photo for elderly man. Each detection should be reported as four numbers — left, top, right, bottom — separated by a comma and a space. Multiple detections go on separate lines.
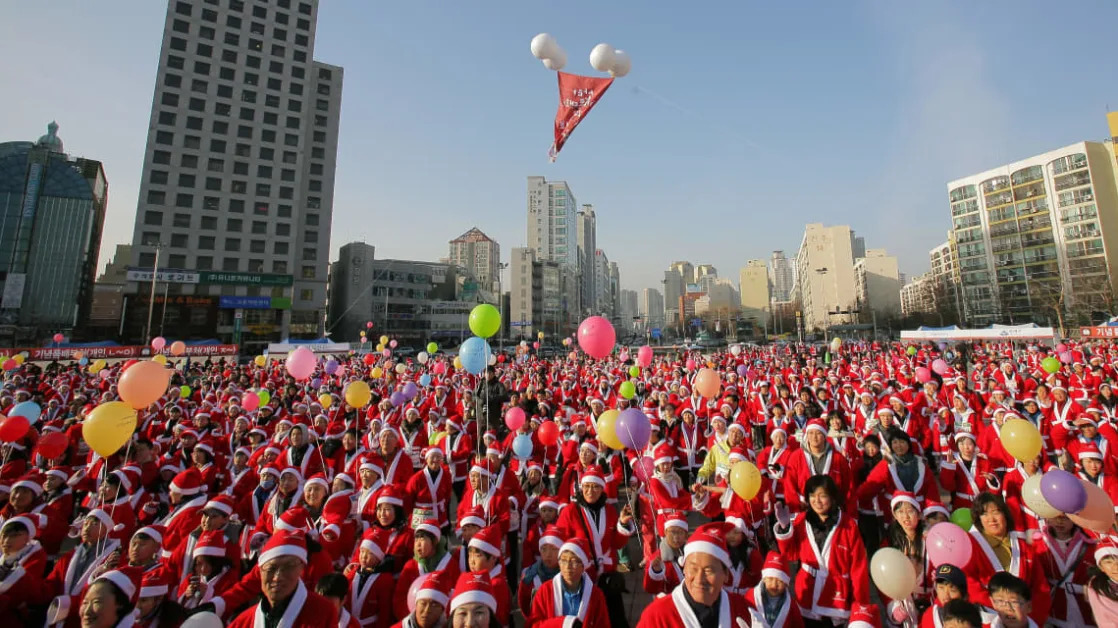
636, 522, 751, 627
527, 537, 610, 627
227, 532, 338, 628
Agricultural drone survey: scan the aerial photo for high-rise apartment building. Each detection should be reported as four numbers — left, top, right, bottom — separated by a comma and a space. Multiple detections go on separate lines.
508, 246, 577, 339
527, 176, 578, 270
854, 249, 902, 316
694, 264, 717, 285
901, 273, 936, 315
739, 259, 770, 327
794, 224, 858, 332
0, 122, 107, 341
126, 0, 343, 349
609, 261, 621, 322
948, 141, 1118, 325
769, 250, 795, 302
576, 205, 596, 314
620, 289, 639, 332
639, 287, 664, 329
448, 227, 500, 292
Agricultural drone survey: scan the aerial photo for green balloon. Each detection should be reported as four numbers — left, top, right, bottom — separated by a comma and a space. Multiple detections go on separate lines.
629, 366, 640, 377
258, 389, 271, 405
427, 342, 438, 354
468, 304, 501, 338
619, 381, 636, 399
1042, 357, 1060, 374
907, 346, 917, 356
180, 385, 191, 398
950, 508, 972, 530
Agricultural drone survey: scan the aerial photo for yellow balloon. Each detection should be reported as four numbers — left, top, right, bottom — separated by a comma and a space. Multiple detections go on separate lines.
729, 461, 761, 500
83, 401, 138, 457
319, 393, 333, 409
376, 344, 385, 353
1000, 418, 1042, 463
538, 331, 545, 340
152, 354, 168, 365
596, 409, 624, 450
345, 381, 372, 408
371, 367, 384, 379
12, 355, 23, 365
379, 335, 389, 346
453, 357, 463, 370
254, 355, 267, 367
394, 364, 406, 374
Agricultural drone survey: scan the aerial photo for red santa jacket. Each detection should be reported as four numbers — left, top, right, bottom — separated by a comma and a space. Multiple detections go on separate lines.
343, 566, 394, 628
227, 581, 339, 628
743, 581, 804, 628
555, 501, 633, 579
963, 529, 1051, 624
526, 573, 610, 628
1033, 528, 1095, 628
773, 511, 871, 621
781, 446, 854, 513
403, 465, 452, 528
635, 586, 752, 627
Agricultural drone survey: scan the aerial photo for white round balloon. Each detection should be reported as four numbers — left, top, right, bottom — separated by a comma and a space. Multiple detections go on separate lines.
531, 33, 560, 60
542, 48, 567, 71
609, 50, 631, 77
181, 612, 223, 628
589, 43, 615, 72
488, 354, 497, 366
417, 351, 429, 364
730, 344, 741, 357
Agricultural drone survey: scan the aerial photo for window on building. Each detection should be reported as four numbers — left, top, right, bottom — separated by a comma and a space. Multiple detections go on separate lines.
149, 170, 169, 185
201, 215, 217, 230
274, 242, 289, 255
226, 218, 242, 231
178, 173, 195, 188
305, 213, 318, 226
205, 177, 222, 191
212, 120, 228, 134
170, 233, 188, 248
188, 98, 205, 112
210, 139, 226, 153
196, 256, 214, 270
229, 199, 245, 213
184, 135, 201, 149
147, 190, 166, 205
202, 196, 220, 211
144, 211, 163, 225
278, 205, 292, 218
225, 238, 241, 252
175, 193, 193, 208
301, 266, 315, 279
163, 74, 182, 88
161, 92, 179, 106
272, 260, 287, 273
153, 150, 171, 164
223, 258, 239, 271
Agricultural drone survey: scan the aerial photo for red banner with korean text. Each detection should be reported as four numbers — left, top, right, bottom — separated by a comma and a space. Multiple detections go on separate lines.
549, 72, 614, 161
0, 344, 239, 362
1081, 326, 1118, 339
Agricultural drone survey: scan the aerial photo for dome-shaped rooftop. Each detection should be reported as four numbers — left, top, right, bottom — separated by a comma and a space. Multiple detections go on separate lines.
36, 121, 63, 153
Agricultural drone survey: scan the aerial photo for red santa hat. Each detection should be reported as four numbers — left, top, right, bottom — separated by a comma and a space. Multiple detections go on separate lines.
192, 530, 232, 559
890, 491, 920, 513
359, 528, 389, 560
760, 551, 790, 585
86, 508, 125, 534
804, 419, 827, 435
468, 525, 502, 558
664, 513, 688, 533
139, 567, 174, 599
683, 522, 732, 570
558, 537, 592, 567
580, 465, 606, 488
953, 431, 976, 443
538, 495, 561, 512
376, 485, 404, 508
1, 513, 44, 539
727, 422, 746, 436
275, 506, 312, 533
259, 531, 307, 565
923, 501, 950, 519
415, 518, 441, 542
304, 472, 329, 492
95, 567, 143, 607
538, 524, 564, 551
169, 468, 203, 496
449, 572, 497, 615
848, 603, 881, 628
415, 570, 453, 609
134, 525, 167, 546
1095, 538, 1118, 564
469, 456, 493, 478
579, 440, 600, 455
653, 442, 674, 467
11, 473, 43, 496
458, 505, 486, 530
1079, 443, 1104, 461
728, 447, 748, 464
203, 495, 235, 517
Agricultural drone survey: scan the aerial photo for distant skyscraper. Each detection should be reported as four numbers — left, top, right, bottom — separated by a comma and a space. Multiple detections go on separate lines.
739, 259, 770, 328
769, 251, 794, 302
576, 205, 596, 313
448, 227, 500, 291
127, 0, 343, 346
620, 289, 639, 331
609, 261, 621, 322
854, 249, 902, 316
640, 287, 664, 329
527, 176, 578, 269
326, 242, 375, 342
0, 122, 107, 335
794, 224, 858, 332
694, 264, 717, 284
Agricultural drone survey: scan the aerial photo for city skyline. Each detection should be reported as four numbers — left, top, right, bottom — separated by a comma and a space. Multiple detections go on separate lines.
4, 2, 1118, 296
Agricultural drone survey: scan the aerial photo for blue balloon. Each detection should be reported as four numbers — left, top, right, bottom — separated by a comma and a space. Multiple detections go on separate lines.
459, 336, 491, 375
10, 401, 41, 425
419, 374, 432, 387
79, 357, 88, 366
512, 434, 534, 459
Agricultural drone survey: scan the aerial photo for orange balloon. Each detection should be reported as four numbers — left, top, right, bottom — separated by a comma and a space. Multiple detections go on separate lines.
170, 341, 186, 356
118, 360, 171, 410
694, 368, 722, 398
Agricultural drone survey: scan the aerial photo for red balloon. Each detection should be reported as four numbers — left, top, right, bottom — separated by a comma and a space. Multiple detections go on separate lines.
538, 420, 559, 446
497, 355, 506, 363
36, 431, 68, 459
0, 415, 30, 443
363, 353, 376, 366
122, 359, 139, 372
223, 369, 233, 378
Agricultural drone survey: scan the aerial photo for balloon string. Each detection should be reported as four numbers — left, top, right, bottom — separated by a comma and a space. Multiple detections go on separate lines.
622, 423, 661, 550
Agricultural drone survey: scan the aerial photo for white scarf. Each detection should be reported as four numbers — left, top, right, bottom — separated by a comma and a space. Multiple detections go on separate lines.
254, 580, 308, 628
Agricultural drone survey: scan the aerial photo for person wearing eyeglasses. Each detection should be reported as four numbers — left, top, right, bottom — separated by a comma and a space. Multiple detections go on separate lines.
986, 572, 1036, 628
227, 532, 338, 628
527, 537, 609, 628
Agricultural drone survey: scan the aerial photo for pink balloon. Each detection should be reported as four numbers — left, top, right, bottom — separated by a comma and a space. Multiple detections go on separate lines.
577, 316, 616, 359
619, 351, 629, 362
286, 346, 316, 380
98, 369, 111, 379
1055, 343, 1068, 353
390, 340, 398, 349
382, 349, 391, 358
406, 573, 430, 614
506, 407, 526, 431
915, 366, 932, 383
926, 522, 972, 567
931, 359, 948, 375
632, 455, 655, 483
52, 333, 64, 343
432, 362, 446, 375
151, 337, 166, 352
1059, 351, 1071, 364
533, 342, 540, 350
685, 359, 697, 371
637, 345, 653, 368
242, 391, 260, 412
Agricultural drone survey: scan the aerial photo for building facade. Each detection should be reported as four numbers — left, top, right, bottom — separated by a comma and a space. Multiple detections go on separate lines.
508, 246, 577, 340
126, 0, 343, 349
794, 224, 858, 332
739, 259, 770, 328
527, 176, 578, 270
576, 205, 596, 315
854, 249, 902, 317
448, 227, 500, 292
639, 287, 664, 330
948, 141, 1118, 325
326, 242, 375, 343
769, 250, 794, 302
0, 122, 107, 343
901, 273, 935, 315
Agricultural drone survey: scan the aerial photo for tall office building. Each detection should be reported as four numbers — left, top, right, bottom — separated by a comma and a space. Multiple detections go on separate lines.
669, 261, 694, 287
576, 205, 596, 313
794, 224, 858, 332
527, 176, 578, 269
639, 287, 664, 329
854, 249, 902, 316
609, 261, 621, 322
126, 0, 343, 349
447, 227, 500, 292
326, 241, 375, 342
769, 250, 795, 302
694, 264, 717, 285
0, 122, 107, 341
620, 289, 639, 331
739, 259, 770, 328
948, 141, 1118, 325
593, 250, 612, 318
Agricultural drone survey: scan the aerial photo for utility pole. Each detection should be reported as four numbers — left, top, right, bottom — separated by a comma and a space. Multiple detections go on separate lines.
143, 242, 164, 343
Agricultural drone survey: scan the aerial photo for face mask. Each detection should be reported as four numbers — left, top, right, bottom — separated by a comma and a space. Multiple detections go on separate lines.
260, 478, 276, 490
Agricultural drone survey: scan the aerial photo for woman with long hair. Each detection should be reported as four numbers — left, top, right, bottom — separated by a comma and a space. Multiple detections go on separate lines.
964, 492, 1051, 623
1087, 539, 1118, 625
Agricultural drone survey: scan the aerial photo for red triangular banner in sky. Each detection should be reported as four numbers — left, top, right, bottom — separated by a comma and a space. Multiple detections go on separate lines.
549, 72, 614, 162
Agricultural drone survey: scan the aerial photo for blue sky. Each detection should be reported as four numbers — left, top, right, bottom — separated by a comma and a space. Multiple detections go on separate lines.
2, 1, 1117, 295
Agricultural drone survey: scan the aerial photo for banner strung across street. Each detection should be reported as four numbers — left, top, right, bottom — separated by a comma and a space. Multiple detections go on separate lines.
549, 72, 613, 161
0, 344, 239, 361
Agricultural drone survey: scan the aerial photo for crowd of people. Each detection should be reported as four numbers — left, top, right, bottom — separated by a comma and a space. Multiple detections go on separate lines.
0, 336, 1115, 627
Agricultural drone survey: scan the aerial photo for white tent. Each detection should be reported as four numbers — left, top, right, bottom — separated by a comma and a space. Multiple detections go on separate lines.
900, 324, 1055, 341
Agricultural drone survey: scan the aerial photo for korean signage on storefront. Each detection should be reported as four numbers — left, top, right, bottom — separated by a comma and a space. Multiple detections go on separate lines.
127, 268, 293, 287
0, 344, 239, 361
1081, 326, 1118, 338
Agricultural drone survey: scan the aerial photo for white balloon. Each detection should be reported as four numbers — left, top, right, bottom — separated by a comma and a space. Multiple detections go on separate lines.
531, 33, 560, 60
488, 354, 497, 366
730, 344, 742, 357
542, 48, 567, 71
181, 612, 223, 628
417, 351, 429, 364
609, 50, 631, 77
589, 43, 615, 72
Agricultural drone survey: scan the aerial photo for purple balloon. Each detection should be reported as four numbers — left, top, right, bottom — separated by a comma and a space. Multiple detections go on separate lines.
736, 365, 748, 377
1040, 469, 1088, 514
402, 382, 418, 400
390, 391, 406, 407
324, 359, 339, 375
310, 377, 321, 388
616, 408, 651, 450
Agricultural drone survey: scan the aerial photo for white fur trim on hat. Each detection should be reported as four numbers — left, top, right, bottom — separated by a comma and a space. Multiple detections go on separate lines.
761, 567, 790, 585
359, 539, 385, 560
458, 515, 485, 529
135, 526, 163, 545
416, 522, 441, 541
416, 587, 449, 608
664, 518, 688, 532
558, 541, 589, 567
1097, 545, 1118, 565
580, 474, 606, 488
98, 570, 136, 601
725, 516, 746, 532
193, 544, 227, 558
203, 499, 233, 516
305, 476, 329, 491
450, 589, 497, 614
727, 423, 746, 434
259, 543, 307, 566
539, 534, 563, 550
468, 536, 500, 558
891, 494, 920, 513
140, 583, 169, 598
684, 540, 731, 570
377, 494, 403, 507
1079, 449, 1104, 461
